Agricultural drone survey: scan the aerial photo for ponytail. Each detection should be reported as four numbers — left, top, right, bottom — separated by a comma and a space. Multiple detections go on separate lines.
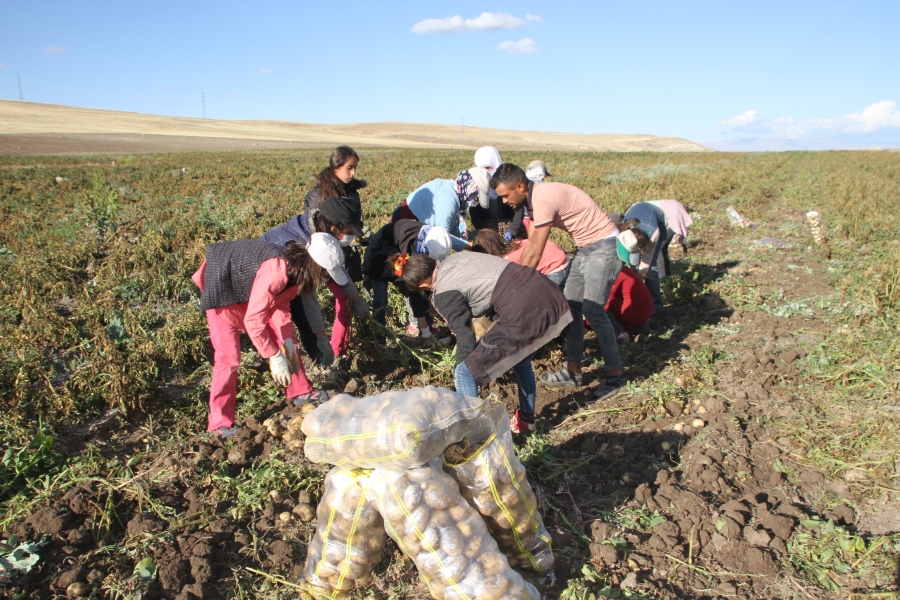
393, 253, 437, 292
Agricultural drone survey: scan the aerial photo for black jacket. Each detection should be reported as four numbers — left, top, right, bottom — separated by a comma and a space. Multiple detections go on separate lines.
305, 178, 367, 282
363, 220, 426, 282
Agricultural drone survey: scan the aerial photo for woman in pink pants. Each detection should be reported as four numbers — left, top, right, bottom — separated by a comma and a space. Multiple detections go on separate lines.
192, 234, 347, 439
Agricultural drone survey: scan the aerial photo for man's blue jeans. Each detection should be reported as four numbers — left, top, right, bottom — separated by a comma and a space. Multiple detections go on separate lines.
454, 352, 537, 415
563, 240, 623, 371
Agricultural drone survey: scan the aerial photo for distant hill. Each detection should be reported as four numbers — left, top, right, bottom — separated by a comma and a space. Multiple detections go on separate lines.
0, 100, 711, 155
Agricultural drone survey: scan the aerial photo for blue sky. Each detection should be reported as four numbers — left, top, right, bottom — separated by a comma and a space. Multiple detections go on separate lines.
2, 1, 899, 150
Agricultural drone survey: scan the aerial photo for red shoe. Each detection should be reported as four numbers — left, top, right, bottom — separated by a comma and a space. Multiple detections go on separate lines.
510, 410, 536, 434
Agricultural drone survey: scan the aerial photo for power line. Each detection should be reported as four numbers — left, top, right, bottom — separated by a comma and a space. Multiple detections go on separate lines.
17, 74, 23, 100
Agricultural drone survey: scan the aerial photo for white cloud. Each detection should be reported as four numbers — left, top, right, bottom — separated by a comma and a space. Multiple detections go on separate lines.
721, 101, 900, 140
804, 100, 900, 133
0, 63, 6, 68
43, 46, 69, 55
498, 37, 539, 55
258, 68, 273, 74
413, 12, 524, 34
720, 109, 760, 127
526, 13, 544, 24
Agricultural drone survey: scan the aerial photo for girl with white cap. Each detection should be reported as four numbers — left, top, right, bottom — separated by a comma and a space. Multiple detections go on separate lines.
191, 234, 348, 439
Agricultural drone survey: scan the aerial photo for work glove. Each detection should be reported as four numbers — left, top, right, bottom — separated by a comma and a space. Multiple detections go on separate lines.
316, 335, 335, 367
504, 231, 514, 242
281, 339, 301, 374
352, 295, 370, 317
269, 352, 292, 387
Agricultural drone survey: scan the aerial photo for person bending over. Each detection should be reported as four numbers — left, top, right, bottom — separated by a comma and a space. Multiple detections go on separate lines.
472, 225, 570, 289
491, 163, 626, 400
391, 169, 490, 249
362, 220, 455, 338
398, 252, 572, 434
261, 197, 370, 363
192, 235, 343, 439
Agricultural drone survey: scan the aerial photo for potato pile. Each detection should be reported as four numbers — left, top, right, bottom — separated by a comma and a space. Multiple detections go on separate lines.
300, 387, 549, 600
442, 404, 555, 576
301, 386, 489, 470
303, 468, 386, 599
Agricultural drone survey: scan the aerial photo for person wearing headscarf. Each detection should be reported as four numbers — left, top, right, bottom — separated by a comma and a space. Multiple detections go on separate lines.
470, 146, 527, 240
526, 160, 552, 184
390, 169, 490, 248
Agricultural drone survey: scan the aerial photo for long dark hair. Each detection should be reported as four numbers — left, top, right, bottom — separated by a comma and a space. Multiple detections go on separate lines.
313, 145, 360, 199
394, 253, 437, 292
282, 242, 325, 295
472, 229, 523, 257
617, 218, 654, 253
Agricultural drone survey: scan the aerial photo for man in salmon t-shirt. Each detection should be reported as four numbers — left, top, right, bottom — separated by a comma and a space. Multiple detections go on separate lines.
490, 163, 627, 400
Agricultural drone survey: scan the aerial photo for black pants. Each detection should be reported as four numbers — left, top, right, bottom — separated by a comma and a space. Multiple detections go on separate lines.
290, 296, 321, 361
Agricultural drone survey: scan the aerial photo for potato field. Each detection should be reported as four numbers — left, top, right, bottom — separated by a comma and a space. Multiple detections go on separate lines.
0, 148, 898, 599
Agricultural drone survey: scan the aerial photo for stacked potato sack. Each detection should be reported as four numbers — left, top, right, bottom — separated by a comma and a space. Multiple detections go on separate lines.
303, 468, 386, 599
442, 404, 555, 576
299, 386, 548, 600
806, 210, 826, 245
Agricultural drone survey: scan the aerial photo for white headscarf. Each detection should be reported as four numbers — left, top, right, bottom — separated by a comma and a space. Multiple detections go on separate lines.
474, 146, 502, 173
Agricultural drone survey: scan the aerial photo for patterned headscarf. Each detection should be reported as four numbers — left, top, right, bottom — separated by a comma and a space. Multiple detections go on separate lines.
454, 168, 490, 209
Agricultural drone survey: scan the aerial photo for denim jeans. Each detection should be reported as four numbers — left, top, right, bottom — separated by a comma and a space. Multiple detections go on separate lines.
454, 353, 537, 415
644, 229, 674, 311
563, 240, 623, 371
545, 263, 570, 290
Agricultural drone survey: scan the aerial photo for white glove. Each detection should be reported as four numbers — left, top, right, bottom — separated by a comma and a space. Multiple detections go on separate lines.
282, 339, 301, 375
419, 327, 432, 339
269, 352, 292, 387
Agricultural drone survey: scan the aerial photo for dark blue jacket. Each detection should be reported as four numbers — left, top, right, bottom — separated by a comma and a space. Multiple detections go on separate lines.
260, 214, 314, 247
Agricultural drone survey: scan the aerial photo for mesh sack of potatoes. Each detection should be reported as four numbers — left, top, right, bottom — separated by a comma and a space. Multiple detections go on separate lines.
442, 402, 554, 576
370, 458, 540, 600
303, 467, 386, 599
302, 386, 490, 470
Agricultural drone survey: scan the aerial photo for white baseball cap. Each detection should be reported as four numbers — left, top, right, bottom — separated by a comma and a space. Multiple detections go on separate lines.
307, 232, 348, 286
424, 226, 452, 260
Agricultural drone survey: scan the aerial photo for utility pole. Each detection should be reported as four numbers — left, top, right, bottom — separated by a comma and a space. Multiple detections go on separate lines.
202, 92, 206, 119
17, 74, 23, 101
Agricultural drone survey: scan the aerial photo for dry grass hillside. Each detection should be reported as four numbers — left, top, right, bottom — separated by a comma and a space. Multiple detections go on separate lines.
0, 100, 711, 155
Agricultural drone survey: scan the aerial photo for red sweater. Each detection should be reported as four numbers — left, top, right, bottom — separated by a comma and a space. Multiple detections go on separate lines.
605, 267, 654, 329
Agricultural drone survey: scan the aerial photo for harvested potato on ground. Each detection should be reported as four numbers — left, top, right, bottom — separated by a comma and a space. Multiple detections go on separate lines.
370, 458, 539, 600
443, 403, 555, 576
263, 416, 285, 438
302, 386, 491, 470
303, 468, 386, 598
283, 430, 305, 452
287, 414, 305, 432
